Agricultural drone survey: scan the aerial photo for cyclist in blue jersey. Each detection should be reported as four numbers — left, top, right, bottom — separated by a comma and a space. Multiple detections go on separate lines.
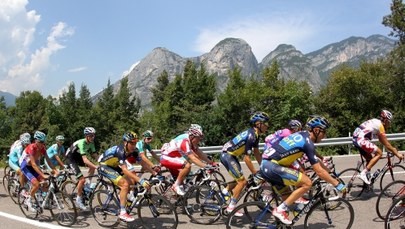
259, 115, 346, 225
9, 133, 31, 191
220, 111, 269, 215
44, 135, 66, 170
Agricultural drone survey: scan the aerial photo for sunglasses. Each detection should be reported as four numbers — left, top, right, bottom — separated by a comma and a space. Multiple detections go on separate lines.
128, 141, 137, 145
146, 137, 153, 140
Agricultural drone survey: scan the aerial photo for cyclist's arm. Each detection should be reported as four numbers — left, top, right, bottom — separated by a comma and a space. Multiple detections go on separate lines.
193, 148, 214, 165
139, 159, 156, 176
54, 155, 65, 168
243, 154, 257, 174
378, 134, 402, 158
253, 147, 262, 165
44, 153, 58, 175
82, 155, 98, 169
187, 152, 206, 168
140, 153, 155, 167
150, 150, 161, 162
313, 162, 338, 186
121, 164, 142, 183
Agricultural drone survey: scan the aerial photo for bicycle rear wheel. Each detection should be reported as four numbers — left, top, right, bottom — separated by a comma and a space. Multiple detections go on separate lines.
376, 180, 405, 220
7, 177, 19, 204
60, 180, 77, 209
138, 194, 178, 229
338, 168, 365, 200
226, 201, 277, 229
380, 164, 405, 191
385, 195, 405, 229
18, 187, 39, 219
49, 191, 78, 226
89, 189, 120, 227
304, 198, 354, 229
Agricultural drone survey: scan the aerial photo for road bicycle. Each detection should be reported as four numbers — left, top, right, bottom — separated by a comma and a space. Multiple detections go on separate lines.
226, 178, 354, 229
376, 179, 405, 220
384, 193, 405, 229
89, 175, 178, 228
338, 151, 405, 200
17, 174, 78, 226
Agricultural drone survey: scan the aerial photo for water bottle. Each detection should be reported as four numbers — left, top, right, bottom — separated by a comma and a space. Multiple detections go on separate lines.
84, 183, 91, 194
89, 183, 97, 190
126, 191, 135, 207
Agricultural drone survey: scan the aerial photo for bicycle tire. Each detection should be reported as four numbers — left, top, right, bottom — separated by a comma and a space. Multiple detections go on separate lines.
379, 164, 405, 191
304, 197, 354, 229
7, 177, 19, 204
137, 194, 178, 229
18, 187, 39, 219
60, 180, 77, 209
183, 180, 222, 224
226, 200, 278, 229
49, 191, 78, 226
384, 195, 405, 229
89, 189, 120, 227
338, 168, 365, 200
376, 180, 405, 220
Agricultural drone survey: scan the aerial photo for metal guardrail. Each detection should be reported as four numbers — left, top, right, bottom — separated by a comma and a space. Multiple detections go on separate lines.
152, 133, 405, 155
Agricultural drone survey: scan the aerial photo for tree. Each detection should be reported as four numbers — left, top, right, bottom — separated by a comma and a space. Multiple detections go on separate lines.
0, 97, 12, 141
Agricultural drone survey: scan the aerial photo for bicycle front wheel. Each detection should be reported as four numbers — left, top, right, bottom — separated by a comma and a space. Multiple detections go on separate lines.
338, 168, 365, 200
380, 164, 405, 191
304, 198, 354, 229
376, 180, 405, 220
60, 180, 77, 209
226, 201, 277, 229
385, 195, 405, 229
138, 194, 178, 229
89, 189, 119, 227
49, 191, 78, 226
18, 187, 39, 219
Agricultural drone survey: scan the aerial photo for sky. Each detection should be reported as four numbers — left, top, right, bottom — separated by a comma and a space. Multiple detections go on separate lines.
0, 0, 394, 98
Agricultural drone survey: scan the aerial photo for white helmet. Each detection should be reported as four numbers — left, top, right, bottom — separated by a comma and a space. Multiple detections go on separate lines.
188, 124, 204, 137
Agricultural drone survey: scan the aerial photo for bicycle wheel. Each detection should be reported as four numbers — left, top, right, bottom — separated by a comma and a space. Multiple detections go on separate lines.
183, 180, 222, 224
385, 195, 405, 229
380, 164, 405, 191
2, 166, 11, 192
304, 198, 354, 229
49, 191, 78, 226
18, 187, 39, 219
137, 194, 178, 229
7, 177, 20, 204
338, 168, 365, 200
226, 201, 278, 229
89, 189, 120, 227
60, 180, 77, 209
376, 180, 405, 220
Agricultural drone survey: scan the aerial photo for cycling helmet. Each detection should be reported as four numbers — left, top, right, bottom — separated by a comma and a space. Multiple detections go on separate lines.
306, 115, 331, 130
34, 131, 46, 142
380, 110, 393, 121
288, 119, 302, 130
19, 132, 31, 141
250, 112, 270, 124
188, 124, 204, 137
142, 130, 154, 138
20, 136, 31, 145
84, 127, 96, 136
55, 135, 65, 142
123, 131, 138, 143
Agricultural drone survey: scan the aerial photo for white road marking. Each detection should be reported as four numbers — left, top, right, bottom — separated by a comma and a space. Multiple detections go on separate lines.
0, 211, 69, 229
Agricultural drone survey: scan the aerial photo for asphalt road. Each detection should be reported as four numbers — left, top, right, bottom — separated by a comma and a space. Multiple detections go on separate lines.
0, 154, 403, 228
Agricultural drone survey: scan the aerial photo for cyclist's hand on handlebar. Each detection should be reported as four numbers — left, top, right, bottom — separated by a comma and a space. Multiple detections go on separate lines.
335, 183, 346, 193
140, 178, 151, 189
152, 165, 161, 173
210, 161, 219, 167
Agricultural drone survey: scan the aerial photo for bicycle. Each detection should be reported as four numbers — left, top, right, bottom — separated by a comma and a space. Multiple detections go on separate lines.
375, 179, 405, 220
89, 175, 178, 228
226, 178, 354, 229
338, 151, 405, 200
384, 193, 405, 229
2, 164, 11, 192
17, 174, 78, 226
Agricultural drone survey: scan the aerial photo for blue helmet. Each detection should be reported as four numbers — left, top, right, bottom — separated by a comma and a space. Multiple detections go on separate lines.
123, 131, 138, 143
306, 115, 331, 130
34, 131, 46, 142
288, 119, 302, 130
250, 112, 270, 124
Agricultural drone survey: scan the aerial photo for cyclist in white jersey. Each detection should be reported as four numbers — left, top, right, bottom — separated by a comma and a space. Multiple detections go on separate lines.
353, 110, 404, 184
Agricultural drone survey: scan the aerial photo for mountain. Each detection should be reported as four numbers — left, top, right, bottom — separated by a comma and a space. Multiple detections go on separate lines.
100, 35, 395, 108
0, 91, 16, 107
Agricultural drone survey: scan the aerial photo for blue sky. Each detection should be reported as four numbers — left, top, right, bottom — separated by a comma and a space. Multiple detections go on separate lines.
0, 0, 394, 98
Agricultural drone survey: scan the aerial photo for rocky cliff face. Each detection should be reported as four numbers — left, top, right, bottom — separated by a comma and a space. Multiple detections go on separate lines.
104, 35, 395, 108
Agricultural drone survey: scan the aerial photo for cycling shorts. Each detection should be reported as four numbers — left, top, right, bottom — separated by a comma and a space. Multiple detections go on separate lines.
20, 160, 41, 183
99, 165, 123, 186
160, 155, 186, 177
66, 153, 86, 179
260, 159, 302, 190
220, 152, 244, 181
352, 137, 378, 161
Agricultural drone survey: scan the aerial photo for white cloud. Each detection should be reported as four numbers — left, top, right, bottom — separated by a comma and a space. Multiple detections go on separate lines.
0, 0, 74, 94
122, 61, 140, 78
68, 66, 87, 73
193, 13, 319, 61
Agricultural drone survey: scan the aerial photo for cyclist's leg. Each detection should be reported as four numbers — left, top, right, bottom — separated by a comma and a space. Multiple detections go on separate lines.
160, 155, 186, 195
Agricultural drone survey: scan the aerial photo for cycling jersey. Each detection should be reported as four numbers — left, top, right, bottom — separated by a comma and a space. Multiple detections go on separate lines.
19, 143, 46, 166
99, 145, 141, 168
264, 128, 292, 151
222, 128, 259, 156
9, 140, 24, 171
353, 118, 385, 140
160, 133, 196, 158
45, 143, 65, 168
262, 131, 318, 166
136, 140, 153, 157
65, 138, 96, 157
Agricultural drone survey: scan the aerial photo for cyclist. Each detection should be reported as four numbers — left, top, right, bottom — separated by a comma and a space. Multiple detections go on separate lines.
136, 130, 161, 174
220, 111, 269, 215
8, 133, 31, 192
98, 132, 151, 222
19, 131, 59, 211
160, 124, 216, 196
44, 135, 66, 170
65, 127, 99, 210
260, 116, 346, 225
353, 109, 404, 184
